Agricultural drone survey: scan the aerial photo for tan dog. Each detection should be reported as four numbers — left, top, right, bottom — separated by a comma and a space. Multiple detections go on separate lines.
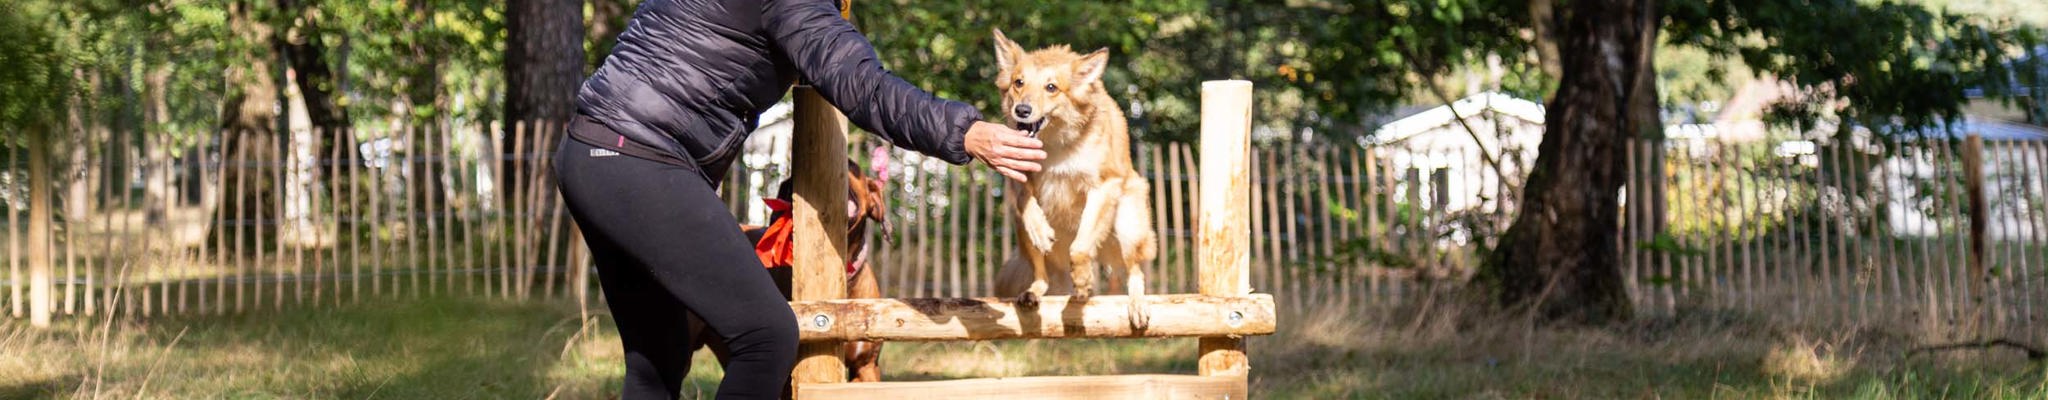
987, 29, 1158, 329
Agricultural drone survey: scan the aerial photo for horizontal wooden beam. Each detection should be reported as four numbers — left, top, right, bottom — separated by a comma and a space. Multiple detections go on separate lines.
796, 374, 1246, 400
789, 294, 1275, 342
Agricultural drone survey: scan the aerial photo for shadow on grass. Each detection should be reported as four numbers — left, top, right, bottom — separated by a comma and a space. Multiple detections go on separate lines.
0, 374, 76, 400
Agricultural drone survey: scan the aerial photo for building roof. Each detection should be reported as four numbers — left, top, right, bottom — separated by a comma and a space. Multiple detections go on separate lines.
1371, 92, 1544, 142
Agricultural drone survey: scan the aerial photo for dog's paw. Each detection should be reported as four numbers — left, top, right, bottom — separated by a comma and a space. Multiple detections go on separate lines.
1017, 280, 1049, 308
1127, 296, 1151, 331
1016, 290, 1041, 308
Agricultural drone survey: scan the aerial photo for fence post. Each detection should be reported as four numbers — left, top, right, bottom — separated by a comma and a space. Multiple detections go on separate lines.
791, 86, 850, 390
1962, 134, 1988, 335
1198, 80, 1255, 377
28, 129, 54, 328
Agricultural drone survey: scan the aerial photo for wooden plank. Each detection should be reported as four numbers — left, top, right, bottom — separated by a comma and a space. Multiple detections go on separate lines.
2024, 141, 2047, 332
9, 137, 20, 318
345, 129, 360, 304
28, 126, 53, 326
914, 156, 931, 298
272, 121, 285, 309
970, 170, 987, 297
1962, 134, 1987, 334
1363, 147, 1380, 303
232, 129, 248, 313
1914, 138, 1942, 331
791, 293, 1275, 342
1737, 145, 1756, 311
1165, 144, 1188, 295
1184, 142, 1202, 293
1197, 80, 1254, 378
88, 126, 104, 317
1342, 145, 1363, 306
1247, 148, 1264, 299
1314, 146, 1335, 302
1149, 144, 1170, 294
1279, 143, 1299, 310
950, 169, 966, 297
797, 374, 1245, 400
791, 86, 851, 386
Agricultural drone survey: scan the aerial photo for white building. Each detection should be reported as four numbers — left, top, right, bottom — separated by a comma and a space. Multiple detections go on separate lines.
1365, 92, 1544, 219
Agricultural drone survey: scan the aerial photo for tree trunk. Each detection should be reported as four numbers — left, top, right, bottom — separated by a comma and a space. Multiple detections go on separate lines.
144, 65, 174, 224
274, 0, 347, 130
1482, 0, 1657, 324
214, 0, 283, 248
585, 0, 630, 72
274, 0, 350, 196
504, 0, 583, 125
502, 0, 584, 206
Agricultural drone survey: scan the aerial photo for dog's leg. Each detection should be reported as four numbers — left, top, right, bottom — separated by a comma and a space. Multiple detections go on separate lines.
1114, 177, 1157, 330
846, 263, 883, 382
1066, 180, 1120, 298
1013, 183, 1055, 306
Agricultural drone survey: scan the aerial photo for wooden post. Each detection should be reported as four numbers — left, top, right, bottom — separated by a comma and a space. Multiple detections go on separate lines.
791, 86, 851, 390
1197, 80, 1254, 377
1962, 134, 1987, 334
28, 129, 54, 328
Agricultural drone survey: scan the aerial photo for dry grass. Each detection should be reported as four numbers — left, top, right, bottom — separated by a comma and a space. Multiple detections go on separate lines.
2, 291, 2042, 399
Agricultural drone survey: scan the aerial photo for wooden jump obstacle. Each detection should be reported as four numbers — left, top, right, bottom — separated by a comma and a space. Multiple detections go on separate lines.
784, 80, 1269, 399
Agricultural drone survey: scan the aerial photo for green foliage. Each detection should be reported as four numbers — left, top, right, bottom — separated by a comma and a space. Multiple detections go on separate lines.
316, 0, 506, 121
855, 0, 1544, 143
1636, 232, 1707, 257
0, 1, 74, 140
1666, 0, 2041, 134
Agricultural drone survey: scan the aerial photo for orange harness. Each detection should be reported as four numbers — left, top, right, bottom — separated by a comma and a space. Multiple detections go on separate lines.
753, 199, 799, 270
751, 198, 862, 277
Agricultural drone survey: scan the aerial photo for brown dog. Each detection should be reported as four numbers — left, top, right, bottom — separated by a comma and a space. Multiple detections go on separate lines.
987, 29, 1159, 329
686, 149, 893, 382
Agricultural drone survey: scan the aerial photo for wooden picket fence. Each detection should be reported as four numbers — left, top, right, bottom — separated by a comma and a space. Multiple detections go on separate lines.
1621, 135, 2048, 341
4, 123, 2045, 345
1, 122, 583, 320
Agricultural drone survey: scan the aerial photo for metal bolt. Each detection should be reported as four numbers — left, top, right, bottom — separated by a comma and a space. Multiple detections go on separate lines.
1226, 310, 1245, 327
812, 314, 832, 329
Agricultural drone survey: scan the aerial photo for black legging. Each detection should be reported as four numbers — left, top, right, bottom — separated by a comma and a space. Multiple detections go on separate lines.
554, 133, 798, 399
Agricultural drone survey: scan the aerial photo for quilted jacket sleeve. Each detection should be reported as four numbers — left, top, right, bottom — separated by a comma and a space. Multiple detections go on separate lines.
763, 0, 979, 164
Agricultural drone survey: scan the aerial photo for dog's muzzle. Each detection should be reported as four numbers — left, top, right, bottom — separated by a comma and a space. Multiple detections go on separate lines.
1014, 120, 1045, 138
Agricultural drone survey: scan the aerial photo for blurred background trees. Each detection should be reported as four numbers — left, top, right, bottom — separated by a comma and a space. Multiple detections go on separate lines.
1, 0, 2042, 323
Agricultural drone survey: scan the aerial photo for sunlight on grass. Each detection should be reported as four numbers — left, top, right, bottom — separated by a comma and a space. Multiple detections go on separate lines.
3, 295, 2042, 399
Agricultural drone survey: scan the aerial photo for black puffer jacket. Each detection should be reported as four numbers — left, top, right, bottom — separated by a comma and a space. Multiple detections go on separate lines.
577, 0, 980, 179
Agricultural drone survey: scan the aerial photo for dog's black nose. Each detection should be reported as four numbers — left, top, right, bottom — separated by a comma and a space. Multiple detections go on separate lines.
1012, 104, 1033, 119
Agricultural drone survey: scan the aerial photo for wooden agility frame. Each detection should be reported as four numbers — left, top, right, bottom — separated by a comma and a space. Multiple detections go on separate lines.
784, 80, 1268, 399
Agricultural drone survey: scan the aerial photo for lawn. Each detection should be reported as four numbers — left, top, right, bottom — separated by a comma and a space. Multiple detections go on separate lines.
3, 295, 2043, 399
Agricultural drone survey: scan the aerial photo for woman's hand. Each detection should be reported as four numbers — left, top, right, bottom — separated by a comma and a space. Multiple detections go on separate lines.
964, 121, 1046, 183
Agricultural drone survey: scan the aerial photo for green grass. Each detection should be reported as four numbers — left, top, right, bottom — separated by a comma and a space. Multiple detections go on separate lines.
0, 295, 704, 399
3, 296, 2043, 399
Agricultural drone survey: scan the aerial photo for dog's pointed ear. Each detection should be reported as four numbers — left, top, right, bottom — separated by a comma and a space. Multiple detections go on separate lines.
1073, 47, 1110, 91
993, 28, 1024, 73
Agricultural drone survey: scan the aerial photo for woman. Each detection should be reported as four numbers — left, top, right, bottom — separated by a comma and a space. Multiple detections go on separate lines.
552, 0, 1045, 398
